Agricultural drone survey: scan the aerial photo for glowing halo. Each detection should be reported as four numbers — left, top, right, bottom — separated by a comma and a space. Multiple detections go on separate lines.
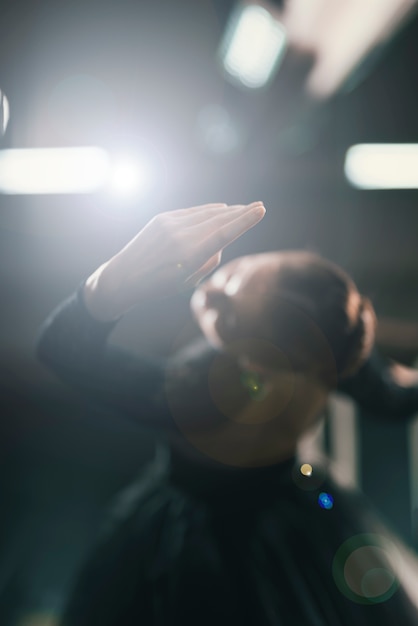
332, 534, 400, 604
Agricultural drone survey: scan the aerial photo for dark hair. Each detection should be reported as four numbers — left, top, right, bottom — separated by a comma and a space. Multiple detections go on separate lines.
260, 251, 377, 388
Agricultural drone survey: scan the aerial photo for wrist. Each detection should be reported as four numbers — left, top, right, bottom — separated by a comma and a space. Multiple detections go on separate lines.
83, 260, 123, 322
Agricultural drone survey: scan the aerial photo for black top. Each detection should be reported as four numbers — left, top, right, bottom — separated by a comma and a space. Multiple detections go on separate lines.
35, 283, 300, 491
36, 284, 418, 626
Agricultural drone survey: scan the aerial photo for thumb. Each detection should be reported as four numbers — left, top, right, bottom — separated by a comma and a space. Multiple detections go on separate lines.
185, 250, 223, 288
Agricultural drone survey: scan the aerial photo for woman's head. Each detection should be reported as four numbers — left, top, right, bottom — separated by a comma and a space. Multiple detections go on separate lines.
190, 250, 376, 390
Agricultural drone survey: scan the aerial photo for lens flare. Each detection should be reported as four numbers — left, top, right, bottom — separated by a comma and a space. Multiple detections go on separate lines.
108, 156, 151, 197
300, 463, 313, 477
318, 491, 334, 510
332, 534, 400, 604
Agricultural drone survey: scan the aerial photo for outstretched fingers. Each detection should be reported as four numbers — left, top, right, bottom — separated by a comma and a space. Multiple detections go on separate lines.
169, 203, 228, 225
192, 202, 266, 267
170, 202, 261, 227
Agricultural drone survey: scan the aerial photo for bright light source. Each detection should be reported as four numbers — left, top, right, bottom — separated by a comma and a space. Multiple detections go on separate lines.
0, 147, 154, 197
0, 90, 10, 136
345, 144, 418, 190
220, 4, 287, 89
0, 147, 110, 194
108, 156, 149, 197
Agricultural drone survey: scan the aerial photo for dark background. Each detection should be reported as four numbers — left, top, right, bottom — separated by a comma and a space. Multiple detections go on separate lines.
0, 1, 418, 623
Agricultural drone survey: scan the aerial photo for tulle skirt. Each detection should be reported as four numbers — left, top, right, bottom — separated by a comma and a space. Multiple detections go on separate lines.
61, 444, 418, 626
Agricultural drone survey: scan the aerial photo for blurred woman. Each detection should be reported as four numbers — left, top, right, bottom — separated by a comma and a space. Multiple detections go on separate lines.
37, 201, 418, 625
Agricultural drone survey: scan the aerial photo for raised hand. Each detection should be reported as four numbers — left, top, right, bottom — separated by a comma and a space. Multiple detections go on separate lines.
84, 202, 266, 321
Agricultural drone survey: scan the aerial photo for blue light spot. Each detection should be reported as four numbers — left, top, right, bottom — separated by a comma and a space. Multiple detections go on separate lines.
318, 492, 334, 510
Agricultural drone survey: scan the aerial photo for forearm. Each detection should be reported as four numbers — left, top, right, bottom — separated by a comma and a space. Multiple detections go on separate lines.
36, 282, 119, 369
36, 281, 167, 425
83, 256, 127, 322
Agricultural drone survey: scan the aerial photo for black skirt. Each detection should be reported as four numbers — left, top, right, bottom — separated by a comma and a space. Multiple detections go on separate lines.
61, 444, 418, 626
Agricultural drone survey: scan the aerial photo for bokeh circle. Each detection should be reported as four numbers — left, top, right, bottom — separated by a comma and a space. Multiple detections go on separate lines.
332, 534, 400, 604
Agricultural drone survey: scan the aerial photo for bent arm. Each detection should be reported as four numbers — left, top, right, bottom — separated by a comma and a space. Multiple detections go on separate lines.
36, 282, 168, 427
36, 201, 266, 426
338, 347, 418, 420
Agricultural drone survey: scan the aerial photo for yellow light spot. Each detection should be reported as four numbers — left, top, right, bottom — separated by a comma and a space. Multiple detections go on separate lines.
300, 463, 313, 477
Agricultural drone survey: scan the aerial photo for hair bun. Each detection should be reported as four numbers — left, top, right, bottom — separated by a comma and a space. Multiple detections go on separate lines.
338, 297, 377, 380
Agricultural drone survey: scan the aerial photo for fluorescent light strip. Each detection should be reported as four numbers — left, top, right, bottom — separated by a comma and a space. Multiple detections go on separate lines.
345, 144, 418, 190
221, 4, 287, 89
0, 90, 10, 135
0, 147, 110, 194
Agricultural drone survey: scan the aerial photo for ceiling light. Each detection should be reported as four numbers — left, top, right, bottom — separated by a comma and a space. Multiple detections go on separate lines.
220, 3, 287, 89
0, 90, 10, 137
345, 144, 418, 189
0, 147, 110, 194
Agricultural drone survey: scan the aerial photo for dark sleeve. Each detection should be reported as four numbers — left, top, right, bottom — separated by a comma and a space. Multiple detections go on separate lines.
35, 282, 169, 427
338, 347, 418, 420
